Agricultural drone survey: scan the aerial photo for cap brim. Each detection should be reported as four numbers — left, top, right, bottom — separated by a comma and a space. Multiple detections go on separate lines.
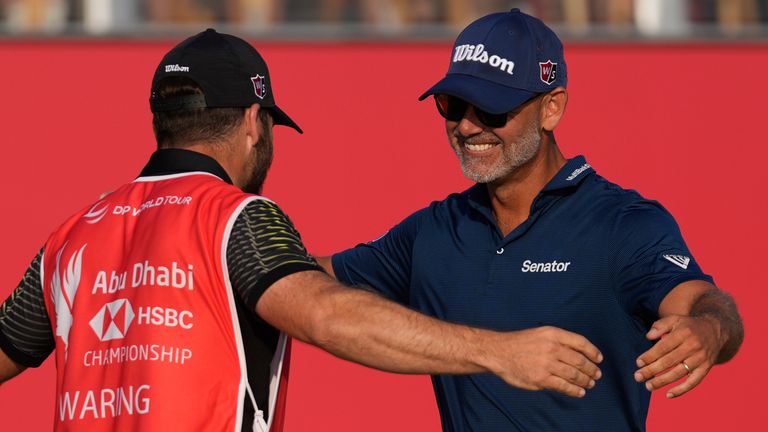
418, 74, 537, 114
269, 105, 303, 134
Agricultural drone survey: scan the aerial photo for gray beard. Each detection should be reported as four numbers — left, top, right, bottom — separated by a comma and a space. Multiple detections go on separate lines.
455, 119, 542, 184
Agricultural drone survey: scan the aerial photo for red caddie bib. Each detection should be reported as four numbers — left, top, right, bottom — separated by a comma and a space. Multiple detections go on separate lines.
41, 172, 288, 432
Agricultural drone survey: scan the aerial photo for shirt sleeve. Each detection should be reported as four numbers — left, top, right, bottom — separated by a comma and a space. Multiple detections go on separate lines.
612, 200, 714, 326
226, 199, 324, 309
331, 208, 426, 304
0, 248, 55, 367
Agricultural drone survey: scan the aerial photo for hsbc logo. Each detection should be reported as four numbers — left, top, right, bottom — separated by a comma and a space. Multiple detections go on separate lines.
90, 299, 135, 341
90, 300, 193, 341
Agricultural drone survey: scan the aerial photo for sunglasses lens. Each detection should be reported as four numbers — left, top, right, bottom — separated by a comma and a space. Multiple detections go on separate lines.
434, 94, 510, 128
434, 95, 467, 122
475, 110, 508, 128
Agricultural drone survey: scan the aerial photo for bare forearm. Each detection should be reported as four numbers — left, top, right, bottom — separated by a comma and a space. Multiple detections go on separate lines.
690, 289, 744, 364
308, 257, 483, 372
309, 282, 495, 375
258, 270, 604, 397
257, 270, 497, 375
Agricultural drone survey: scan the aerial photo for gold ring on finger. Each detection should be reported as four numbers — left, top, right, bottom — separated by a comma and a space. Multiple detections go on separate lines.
681, 361, 692, 375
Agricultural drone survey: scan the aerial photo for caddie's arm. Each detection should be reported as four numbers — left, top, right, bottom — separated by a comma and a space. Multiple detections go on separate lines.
256, 269, 604, 398
238, 201, 602, 397
633, 280, 743, 398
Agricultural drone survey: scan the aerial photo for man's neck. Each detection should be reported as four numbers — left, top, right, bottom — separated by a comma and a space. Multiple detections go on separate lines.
486, 139, 566, 236
184, 140, 243, 188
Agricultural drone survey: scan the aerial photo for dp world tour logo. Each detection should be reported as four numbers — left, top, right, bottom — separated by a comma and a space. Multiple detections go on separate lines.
539, 60, 557, 85
251, 75, 267, 100
89, 299, 135, 341
51, 244, 87, 362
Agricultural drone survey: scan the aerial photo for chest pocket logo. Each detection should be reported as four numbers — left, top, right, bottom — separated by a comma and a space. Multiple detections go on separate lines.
521, 260, 572, 273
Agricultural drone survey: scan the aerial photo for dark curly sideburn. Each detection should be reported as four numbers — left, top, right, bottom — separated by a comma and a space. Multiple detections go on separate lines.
152, 76, 269, 148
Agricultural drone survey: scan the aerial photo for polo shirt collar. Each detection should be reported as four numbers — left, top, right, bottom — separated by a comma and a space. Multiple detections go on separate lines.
138, 148, 233, 184
540, 155, 594, 193
467, 155, 595, 212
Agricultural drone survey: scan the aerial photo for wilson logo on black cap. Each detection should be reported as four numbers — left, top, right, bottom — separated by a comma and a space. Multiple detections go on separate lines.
251, 75, 267, 100
164, 64, 189, 73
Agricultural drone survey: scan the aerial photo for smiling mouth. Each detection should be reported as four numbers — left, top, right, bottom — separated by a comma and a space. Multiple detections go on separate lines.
464, 142, 498, 152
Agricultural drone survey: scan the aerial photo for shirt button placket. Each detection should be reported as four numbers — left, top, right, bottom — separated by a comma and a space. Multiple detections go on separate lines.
485, 244, 506, 292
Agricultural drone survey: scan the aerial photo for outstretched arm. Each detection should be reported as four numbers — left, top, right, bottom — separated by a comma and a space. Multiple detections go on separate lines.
634, 280, 744, 398
256, 270, 604, 398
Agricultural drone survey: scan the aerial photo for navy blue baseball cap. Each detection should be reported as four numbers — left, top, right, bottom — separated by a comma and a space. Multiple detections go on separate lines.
150, 29, 302, 134
419, 9, 567, 115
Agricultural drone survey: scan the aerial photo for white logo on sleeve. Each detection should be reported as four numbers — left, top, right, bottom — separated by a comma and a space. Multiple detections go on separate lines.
663, 254, 690, 269
83, 201, 109, 224
521, 259, 571, 272
51, 244, 87, 362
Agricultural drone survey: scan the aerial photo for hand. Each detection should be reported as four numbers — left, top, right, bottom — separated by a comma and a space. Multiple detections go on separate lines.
634, 315, 722, 398
490, 326, 603, 398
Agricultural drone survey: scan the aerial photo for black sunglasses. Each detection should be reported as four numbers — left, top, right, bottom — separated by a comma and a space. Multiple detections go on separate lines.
433, 93, 543, 128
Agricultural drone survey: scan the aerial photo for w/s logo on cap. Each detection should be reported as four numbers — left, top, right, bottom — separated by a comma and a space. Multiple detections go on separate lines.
539, 60, 557, 85
251, 75, 267, 100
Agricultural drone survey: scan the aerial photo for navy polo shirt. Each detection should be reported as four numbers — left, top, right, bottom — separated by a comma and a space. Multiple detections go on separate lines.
332, 156, 713, 432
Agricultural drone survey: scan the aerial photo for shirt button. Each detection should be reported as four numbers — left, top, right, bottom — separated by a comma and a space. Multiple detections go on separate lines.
496, 248, 504, 255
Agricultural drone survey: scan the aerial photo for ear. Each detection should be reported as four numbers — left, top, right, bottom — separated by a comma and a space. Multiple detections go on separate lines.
540, 87, 568, 132
244, 103, 261, 147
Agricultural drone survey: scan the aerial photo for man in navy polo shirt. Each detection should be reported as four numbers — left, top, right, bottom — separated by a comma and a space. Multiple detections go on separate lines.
319, 9, 744, 431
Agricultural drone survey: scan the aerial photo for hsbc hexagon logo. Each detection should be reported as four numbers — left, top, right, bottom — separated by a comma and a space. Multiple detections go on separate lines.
89, 299, 135, 341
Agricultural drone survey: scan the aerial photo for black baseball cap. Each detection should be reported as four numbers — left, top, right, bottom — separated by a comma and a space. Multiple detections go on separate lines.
150, 28, 302, 134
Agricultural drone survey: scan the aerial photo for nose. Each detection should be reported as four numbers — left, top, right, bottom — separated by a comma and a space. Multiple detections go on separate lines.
455, 106, 484, 137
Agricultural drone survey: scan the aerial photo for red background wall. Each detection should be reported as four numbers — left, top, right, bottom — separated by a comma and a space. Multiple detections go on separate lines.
0, 40, 764, 431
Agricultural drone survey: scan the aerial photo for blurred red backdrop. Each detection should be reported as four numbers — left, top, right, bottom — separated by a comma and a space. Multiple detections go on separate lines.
0, 40, 764, 431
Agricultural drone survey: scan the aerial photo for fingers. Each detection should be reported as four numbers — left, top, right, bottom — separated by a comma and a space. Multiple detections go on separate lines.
549, 359, 596, 391
665, 366, 709, 398
645, 315, 679, 341
543, 375, 588, 398
635, 329, 684, 370
558, 347, 602, 381
634, 336, 685, 382
642, 362, 689, 391
551, 328, 603, 364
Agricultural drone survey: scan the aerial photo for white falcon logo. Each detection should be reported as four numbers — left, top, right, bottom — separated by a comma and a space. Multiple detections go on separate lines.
51, 244, 86, 362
